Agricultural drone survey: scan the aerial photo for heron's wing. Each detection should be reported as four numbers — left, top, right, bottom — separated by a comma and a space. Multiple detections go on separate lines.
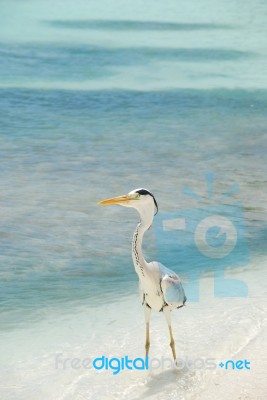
139, 280, 145, 305
158, 263, 186, 308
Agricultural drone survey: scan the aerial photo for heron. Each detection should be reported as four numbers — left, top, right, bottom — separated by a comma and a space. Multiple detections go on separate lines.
98, 188, 186, 360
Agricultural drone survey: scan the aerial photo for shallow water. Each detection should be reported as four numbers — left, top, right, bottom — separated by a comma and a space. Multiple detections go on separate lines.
0, 0, 267, 399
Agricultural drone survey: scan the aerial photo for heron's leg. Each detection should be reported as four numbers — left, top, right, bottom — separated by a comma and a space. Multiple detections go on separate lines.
163, 307, 177, 360
144, 304, 151, 357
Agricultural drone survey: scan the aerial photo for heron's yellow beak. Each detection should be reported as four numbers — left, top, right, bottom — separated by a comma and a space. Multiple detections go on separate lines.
98, 193, 139, 205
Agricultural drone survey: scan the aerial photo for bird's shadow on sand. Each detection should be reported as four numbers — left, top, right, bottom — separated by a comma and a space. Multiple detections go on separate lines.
132, 367, 192, 400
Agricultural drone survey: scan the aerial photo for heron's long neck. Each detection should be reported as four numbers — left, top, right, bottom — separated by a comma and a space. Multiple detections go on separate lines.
132, 222, 149, 279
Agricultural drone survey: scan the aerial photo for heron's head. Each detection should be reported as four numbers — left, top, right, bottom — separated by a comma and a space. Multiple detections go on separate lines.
98, 188, 158, 226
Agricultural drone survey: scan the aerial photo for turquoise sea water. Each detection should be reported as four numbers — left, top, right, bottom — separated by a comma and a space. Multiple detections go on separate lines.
0, 1, 267, 399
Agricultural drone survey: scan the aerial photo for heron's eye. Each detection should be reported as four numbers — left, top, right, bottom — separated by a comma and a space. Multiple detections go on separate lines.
136, 194, 141, 199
